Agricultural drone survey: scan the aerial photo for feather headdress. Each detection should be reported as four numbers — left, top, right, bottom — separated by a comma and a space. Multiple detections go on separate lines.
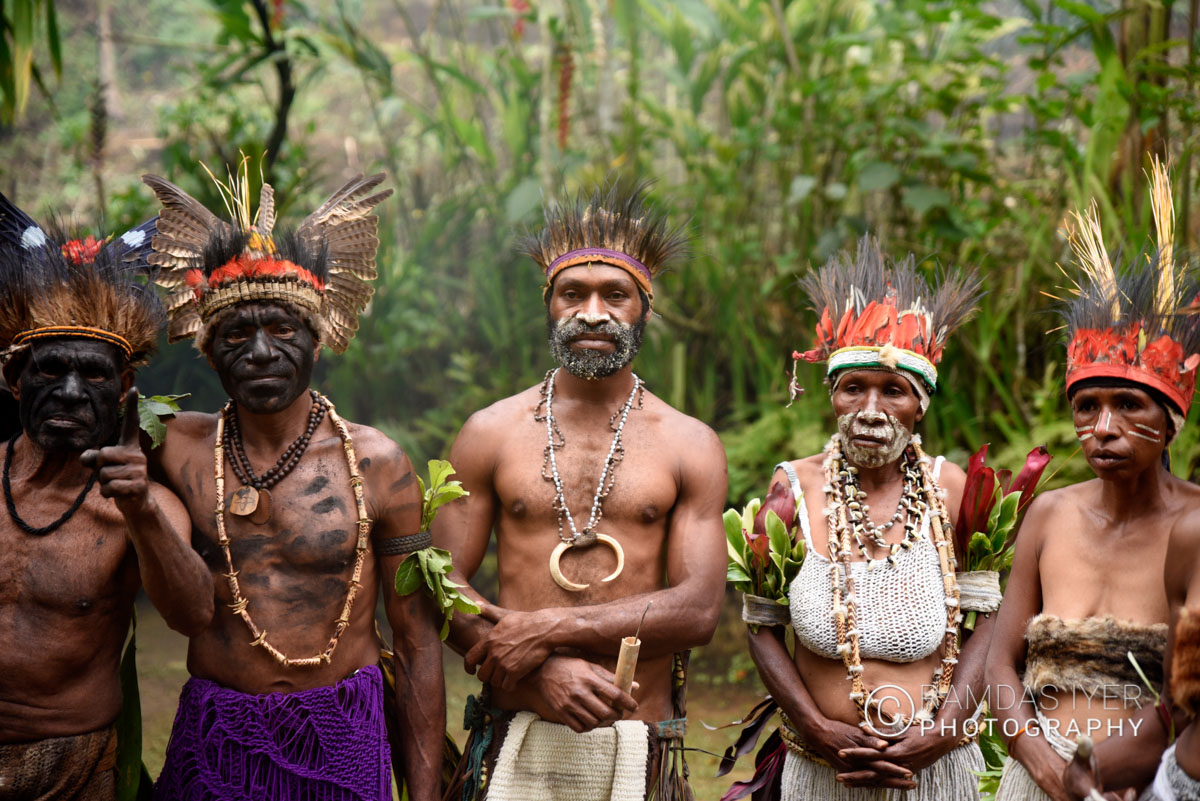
520, 181, 688, 304
141, 163, 391, 353
0, 191, 163, 366
1062, 157, 1200, 423
797, 236, 982, 403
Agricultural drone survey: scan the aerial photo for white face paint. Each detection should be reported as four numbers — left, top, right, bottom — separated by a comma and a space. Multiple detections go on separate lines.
1097, 411, 1113, 434
837, 409, 913, 468
577, 310, 613, 326
1074, 425, 1094, 442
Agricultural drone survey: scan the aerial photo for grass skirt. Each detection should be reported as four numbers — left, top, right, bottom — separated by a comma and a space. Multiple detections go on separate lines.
779, 741, 983, 801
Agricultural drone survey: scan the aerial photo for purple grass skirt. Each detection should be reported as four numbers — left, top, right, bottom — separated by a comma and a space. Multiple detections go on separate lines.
153, 665, 390, 801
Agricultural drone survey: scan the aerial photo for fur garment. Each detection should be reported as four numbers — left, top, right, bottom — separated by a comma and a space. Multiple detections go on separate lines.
1024, 614, 1167, 705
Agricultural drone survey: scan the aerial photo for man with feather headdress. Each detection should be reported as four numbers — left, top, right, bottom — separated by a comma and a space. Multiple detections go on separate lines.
138, 169, 444, 801
988, 160, 1200, 801
0, 196, 214, 800
434, 183, 729, 801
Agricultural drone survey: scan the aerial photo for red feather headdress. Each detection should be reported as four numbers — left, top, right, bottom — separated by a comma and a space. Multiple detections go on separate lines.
796, 237, 982, 400
1062, 158, 1200, 420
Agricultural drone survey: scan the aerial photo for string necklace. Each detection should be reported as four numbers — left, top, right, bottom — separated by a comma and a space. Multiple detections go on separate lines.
3, 434, 97, 536
3, 431, 97, 537
214, 393, 372, 668
536, 367, 640, 592
223, 389, 327, 524
823, 435, 962, 733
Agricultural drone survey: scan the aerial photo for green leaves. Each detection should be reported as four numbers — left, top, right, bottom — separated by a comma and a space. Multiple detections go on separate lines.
394, 546, 480, 640
418, 459, 469, 532
394, 460, 476, 639
134, 393, 190, 449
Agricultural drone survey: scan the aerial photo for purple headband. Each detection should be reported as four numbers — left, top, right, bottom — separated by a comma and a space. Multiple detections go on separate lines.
545, 248, 654, 293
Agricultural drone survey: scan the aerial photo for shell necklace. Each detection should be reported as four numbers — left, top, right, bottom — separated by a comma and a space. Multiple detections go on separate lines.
823, 436, 962, 734
213, 393, 372, 667
537, 367, 640, 592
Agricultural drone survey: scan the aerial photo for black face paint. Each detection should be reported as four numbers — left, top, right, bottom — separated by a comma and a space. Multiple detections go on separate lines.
15, 339, 124, 452
546, 313, 646, 379
208, 302, 316, 414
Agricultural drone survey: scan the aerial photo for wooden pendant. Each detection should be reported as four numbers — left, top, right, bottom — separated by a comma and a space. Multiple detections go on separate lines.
229, 486, 259, 516
249, 488, 272, 525
548, 533, 625, 592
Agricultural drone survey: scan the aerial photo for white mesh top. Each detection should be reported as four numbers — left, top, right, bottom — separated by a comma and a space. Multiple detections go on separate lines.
777, 458, 949, 664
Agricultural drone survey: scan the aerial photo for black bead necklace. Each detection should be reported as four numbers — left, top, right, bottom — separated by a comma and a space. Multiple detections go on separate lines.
3, 434, 98, 536
222, 389, 326, 524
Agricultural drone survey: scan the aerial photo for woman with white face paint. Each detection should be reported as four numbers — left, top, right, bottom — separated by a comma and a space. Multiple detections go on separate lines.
736, 237, 993, 801
988, 164, 1200, 801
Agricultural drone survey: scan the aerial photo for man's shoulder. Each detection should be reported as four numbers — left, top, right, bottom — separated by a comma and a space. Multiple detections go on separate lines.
163, 410, 218, 442
461, 385, 543, 433
639, 389, 721, 448
339, 419, 410, 467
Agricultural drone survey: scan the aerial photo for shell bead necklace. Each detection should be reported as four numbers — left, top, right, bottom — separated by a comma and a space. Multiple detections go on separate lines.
536, 367, 640, 592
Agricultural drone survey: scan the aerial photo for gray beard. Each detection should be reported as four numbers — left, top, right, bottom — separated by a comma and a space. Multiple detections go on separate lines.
547, 315, 645, 380
837, 411, 912, 468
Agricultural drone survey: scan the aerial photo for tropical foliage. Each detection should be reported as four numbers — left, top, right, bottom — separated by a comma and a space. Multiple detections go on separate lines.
3, 0, 1200, 493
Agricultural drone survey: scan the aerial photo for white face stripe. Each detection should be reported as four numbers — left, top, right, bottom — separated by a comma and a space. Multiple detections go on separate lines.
1134, 423, 1162, 436
1097, 411, 1113, 433
1129, 431, 1162, 442
1074, 426, 1094, 434
1078, 433, 1094, 441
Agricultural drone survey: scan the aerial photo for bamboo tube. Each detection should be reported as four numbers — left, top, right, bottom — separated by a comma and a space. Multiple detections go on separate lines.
614, 636, 641, 695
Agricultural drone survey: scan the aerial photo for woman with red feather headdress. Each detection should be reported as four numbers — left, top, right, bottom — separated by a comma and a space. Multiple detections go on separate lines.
733, 236, 990, 800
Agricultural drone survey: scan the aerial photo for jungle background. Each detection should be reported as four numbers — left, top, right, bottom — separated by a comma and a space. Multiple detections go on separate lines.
3, 0, 1200, 796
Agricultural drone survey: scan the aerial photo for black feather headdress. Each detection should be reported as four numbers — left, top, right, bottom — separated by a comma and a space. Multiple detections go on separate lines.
0, 191, 163, 367
521, 181, 689, 304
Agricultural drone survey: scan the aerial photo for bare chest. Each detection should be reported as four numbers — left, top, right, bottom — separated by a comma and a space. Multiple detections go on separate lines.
1039, 511, 1172, 618
0, 501, 133, 616
173, 442, 366, 581
494, 418, 679, 532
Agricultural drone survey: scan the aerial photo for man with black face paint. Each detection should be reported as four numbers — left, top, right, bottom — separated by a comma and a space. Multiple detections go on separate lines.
140, 171, 444, 801
0, 204, 213, 801
434, 184, 728, 801
988, 168, 1200, 801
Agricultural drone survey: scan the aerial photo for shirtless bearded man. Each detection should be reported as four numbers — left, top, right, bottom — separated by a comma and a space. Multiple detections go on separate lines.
0, 201, 213, 800
140, 171, 444, 801
436, 184, 728, 801
987, 171, 1200, 801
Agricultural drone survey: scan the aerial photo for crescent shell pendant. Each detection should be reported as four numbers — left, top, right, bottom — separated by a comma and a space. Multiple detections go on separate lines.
549, 534, 625, 592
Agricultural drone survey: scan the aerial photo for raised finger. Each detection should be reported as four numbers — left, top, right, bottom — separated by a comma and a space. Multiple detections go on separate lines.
98, 464, 138, 483
119, 389, 140, 447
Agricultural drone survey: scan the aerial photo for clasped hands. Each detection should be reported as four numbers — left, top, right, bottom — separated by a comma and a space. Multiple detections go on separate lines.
804, 716, 959, 790
463, 603, 639, 733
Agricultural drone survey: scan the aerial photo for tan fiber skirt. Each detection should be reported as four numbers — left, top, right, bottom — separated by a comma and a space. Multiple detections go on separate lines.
779, 741, 984, 801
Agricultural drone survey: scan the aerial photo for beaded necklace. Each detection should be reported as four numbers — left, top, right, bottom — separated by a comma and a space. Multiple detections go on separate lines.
213, 393, 372, 667
223, 389, 327, 525
822, 435, 962, 732
535, 367, 641, 592
838, 450, 924, 565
